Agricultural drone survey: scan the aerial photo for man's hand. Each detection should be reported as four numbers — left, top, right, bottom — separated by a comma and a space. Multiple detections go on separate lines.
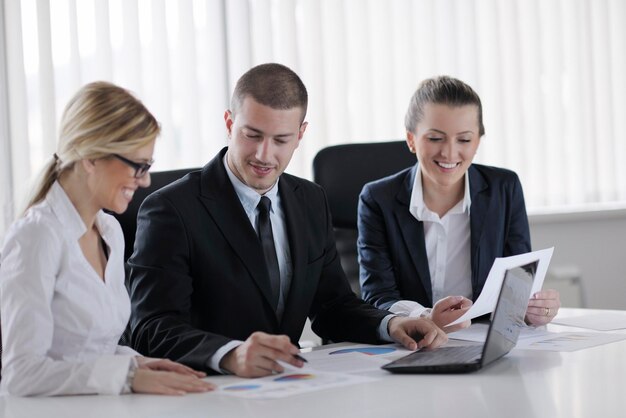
220, 331, 305, 377
430, 296, 473, 333
388, 316, 448, 351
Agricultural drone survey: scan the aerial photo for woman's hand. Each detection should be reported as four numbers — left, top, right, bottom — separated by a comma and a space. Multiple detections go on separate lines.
131, 369, 215, 396
136, 357, 206, 378
525, 289, 561, 326
430, 296, 473, 333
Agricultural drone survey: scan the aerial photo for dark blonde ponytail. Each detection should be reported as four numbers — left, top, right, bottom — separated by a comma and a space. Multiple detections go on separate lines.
23, 155, 62, 213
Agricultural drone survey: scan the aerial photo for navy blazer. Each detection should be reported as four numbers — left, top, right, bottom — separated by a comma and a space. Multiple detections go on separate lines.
128, 147, 388, 373
358, 163, 531, 310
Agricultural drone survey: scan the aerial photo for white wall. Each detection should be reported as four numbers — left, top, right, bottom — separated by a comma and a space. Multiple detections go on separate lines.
530, 209, 626, 310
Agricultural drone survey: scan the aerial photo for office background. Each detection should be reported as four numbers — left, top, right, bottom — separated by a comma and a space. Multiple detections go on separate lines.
1, 0, 625, 309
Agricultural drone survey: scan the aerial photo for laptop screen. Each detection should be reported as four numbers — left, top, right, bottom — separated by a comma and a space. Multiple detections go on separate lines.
481, 261, 537, 366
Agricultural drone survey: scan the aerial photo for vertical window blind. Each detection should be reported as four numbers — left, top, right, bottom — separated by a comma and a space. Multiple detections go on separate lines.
1, 0, 625, 239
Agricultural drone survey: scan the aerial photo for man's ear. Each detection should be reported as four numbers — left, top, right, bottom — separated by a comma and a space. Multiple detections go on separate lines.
224, 110, 234, 137
298, 121, 308, 140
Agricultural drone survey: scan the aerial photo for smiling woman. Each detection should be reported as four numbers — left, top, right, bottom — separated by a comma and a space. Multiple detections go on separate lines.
357, 76, 562, 333
0, 82, 215, 397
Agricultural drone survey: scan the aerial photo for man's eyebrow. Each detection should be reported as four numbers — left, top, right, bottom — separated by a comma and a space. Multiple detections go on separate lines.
242, 125, 263, 134
242, 125, 295, 138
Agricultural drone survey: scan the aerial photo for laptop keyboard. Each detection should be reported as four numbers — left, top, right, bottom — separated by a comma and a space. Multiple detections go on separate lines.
396, 345, 483, 366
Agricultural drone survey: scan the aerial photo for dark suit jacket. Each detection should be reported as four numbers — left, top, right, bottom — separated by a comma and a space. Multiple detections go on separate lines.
358, 163, 531, 310
128, 147, 387, 372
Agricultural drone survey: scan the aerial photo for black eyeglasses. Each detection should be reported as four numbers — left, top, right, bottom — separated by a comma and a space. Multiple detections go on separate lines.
111, 154, 154, 178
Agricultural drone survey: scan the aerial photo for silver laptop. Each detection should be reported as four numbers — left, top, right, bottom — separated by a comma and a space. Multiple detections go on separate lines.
382, 260, 537, 373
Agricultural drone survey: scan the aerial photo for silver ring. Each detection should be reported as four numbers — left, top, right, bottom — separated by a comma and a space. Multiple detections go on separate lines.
545, 307, 551, 316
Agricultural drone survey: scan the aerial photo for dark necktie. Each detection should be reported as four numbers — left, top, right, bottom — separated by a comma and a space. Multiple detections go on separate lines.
257, 196, 280, 310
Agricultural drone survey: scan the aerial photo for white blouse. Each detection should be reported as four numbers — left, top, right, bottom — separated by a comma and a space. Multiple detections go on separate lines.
390, 166, 472, 317
0, 182, 139, 396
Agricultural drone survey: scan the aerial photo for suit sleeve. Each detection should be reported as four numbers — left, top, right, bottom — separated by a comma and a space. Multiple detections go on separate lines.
128, 191, 231, 373
307, 187, 388, 344
504, 173, 532, 256
357, 185, 404, 310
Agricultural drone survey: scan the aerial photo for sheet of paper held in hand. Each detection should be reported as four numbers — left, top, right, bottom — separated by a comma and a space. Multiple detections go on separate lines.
446, 247, 554, 327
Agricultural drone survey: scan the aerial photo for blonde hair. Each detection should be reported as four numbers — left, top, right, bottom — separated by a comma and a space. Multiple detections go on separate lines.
25, 81, 160, 212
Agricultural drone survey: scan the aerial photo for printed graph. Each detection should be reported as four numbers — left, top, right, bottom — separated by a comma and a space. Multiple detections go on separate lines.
329, 347, 396, 356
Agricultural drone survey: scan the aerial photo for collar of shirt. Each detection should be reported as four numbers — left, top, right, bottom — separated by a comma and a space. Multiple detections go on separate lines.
46, 181, 116, 243
222, 153, 280, 217
409, 164, 472, 221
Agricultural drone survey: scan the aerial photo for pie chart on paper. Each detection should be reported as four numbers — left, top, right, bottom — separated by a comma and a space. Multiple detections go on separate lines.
273, 373, 316, 382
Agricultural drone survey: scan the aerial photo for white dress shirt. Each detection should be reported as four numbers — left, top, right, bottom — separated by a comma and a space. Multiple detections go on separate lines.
389, 166, 472, 318
0, 182, 139, 396
223, 155, 293, 319
210, 156, 296, 372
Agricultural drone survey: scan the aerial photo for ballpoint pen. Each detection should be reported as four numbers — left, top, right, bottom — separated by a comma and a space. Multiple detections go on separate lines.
293, 354, 308, 363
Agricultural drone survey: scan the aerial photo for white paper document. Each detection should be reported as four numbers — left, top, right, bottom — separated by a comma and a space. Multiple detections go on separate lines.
449, 322, 555, 344
516, 332, 626, 351
220, 344, 409, 399
219, 369, 376, 399
447, 247, 554, 326
449, 322, 626, 352
551, 312, 626, 331
301, 350, 392, 373
302, 344, 410, 373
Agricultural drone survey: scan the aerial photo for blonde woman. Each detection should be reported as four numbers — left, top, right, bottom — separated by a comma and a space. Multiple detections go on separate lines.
0, 82, 215, 396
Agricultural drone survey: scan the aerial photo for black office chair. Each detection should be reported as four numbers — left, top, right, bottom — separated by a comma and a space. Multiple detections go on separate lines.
312, 141, 415, 296
111, 167, 198, 346
113, 168, 198, 263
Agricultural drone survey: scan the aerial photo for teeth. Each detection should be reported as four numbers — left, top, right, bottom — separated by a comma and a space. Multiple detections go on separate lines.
437, 162, 458, 169
123, 189, 134, 199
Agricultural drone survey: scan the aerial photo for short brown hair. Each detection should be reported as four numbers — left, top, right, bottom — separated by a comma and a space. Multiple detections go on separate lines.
405, 76, 485, 136
231, 63, 308, 121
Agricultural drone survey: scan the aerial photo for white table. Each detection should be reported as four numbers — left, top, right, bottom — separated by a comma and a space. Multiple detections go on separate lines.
2, 308, 625, 418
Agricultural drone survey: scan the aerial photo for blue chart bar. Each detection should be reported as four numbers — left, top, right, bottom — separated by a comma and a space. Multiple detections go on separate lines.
329, 347, 396, 356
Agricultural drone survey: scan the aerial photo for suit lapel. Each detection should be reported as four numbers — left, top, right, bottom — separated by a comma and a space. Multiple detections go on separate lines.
469, 165, 490, 291
276, 175, 307, 329
197, 148, 278, 313
394, 165, 433, 303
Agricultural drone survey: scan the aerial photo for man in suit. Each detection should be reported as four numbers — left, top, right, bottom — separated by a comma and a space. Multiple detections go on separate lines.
128, 63, 447, 378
